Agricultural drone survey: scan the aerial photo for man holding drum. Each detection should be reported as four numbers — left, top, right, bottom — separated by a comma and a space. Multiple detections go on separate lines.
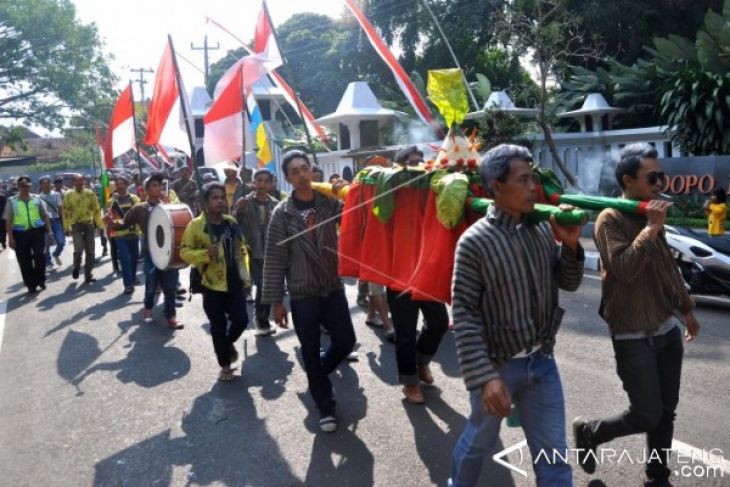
106, 173, 183, 329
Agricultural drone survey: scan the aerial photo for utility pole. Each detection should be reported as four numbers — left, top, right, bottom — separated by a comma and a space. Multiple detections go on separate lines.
191, 35, 220, 87
129, 67, 154, 105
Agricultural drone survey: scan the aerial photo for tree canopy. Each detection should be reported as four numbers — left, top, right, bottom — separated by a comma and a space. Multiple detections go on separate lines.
0, 0, 115, 130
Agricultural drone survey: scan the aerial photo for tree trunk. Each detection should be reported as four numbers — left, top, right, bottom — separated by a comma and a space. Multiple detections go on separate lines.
538, 118, 580, 188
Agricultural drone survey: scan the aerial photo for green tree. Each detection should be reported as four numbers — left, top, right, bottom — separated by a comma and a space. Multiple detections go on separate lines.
562, 0, 730, 154
0, 0, 115, 129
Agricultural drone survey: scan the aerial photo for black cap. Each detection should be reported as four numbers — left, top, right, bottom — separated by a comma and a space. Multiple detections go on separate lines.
144, 172, 164, 189
17, 175, 31, 185
54, 176, 63, 183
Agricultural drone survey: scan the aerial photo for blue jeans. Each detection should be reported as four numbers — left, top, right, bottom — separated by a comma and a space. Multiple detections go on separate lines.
289, 289, 356, 416
143, 251, 178, 318
451, 350, 572, 487
45, 218, 65, 264
115, 237, 139, 288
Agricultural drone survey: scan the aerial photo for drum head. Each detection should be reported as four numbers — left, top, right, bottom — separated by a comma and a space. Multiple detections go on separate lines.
148, 205, 173, 270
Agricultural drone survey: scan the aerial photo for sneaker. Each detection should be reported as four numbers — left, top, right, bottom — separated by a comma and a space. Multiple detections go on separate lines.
384, 328, 396, 343
166, 318, 184, 330
319, 415, 337, 433
27, 286, 38, 294
572, 417, 597, 474
46, 262, 55, 271
143, 308, 153, 323
176, 288, 187, 296
133, 278, 142, 286
123, 286, 134, 294
85, 276, 97, 284
38, 283, 46, 291
54, 255, 62, 266
72, 267, 80, 279
345, 350, 359, 362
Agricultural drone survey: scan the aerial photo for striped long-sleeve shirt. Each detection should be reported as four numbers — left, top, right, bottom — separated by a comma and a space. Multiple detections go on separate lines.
452, 205, 584, 390
594, 209, 694, 333
262, 192, 344, 304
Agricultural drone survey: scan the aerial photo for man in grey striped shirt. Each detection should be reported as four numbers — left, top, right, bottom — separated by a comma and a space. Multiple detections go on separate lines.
450, 144, 584, 487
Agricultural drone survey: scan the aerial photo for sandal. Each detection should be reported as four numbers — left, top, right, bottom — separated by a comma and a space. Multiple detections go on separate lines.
219, 368, 236, 381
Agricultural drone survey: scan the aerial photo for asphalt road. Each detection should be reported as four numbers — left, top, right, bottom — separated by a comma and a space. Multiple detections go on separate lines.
0, 240, 729, 487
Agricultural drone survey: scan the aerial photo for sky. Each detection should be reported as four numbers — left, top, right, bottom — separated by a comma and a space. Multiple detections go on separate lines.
72, 0, 343, 99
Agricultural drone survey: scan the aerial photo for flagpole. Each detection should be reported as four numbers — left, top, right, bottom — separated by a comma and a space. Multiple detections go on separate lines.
262, 0, 319, 164
240, 61, 247, 172
167, 34, 198, 173
419, 0, 480, 111
128, 80, 144, 176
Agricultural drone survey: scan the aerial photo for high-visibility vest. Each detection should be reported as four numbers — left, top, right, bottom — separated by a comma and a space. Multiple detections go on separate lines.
11, 195, 45, 231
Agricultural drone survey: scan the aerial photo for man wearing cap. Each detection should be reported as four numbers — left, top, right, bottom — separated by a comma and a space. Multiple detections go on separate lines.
53, 177, 67, 196
38, 176, 65, 269
106, 173, 183, 329
4, 176, 53, 293
107, 175, 141, 294
222, 162, 250, 214
63, 173, 104, 283
172, 166, 199, 215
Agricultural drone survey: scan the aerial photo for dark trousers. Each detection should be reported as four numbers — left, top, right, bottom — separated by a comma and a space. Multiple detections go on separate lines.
387, 290, 449, 385
202, 287, 249, 367
290, 289, 356, 416
0, 219, 6, 248
115, 237, 139, 288
250, 259, 271, 328
71, 223, 95, 278
586, 326, 684, 481
13, 228, 46, 289
110, 237, 119, 271
143, 252, 178, 318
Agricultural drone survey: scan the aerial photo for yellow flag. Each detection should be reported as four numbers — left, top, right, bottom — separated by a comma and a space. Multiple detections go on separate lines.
256, 123, 272, 168
427, 69, 468, 127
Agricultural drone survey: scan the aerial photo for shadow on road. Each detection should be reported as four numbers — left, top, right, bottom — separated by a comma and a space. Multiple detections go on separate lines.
57, 315, 190, 394
302, 364, 374, 486
93, 382, 300, 486
43, 291, 134, 337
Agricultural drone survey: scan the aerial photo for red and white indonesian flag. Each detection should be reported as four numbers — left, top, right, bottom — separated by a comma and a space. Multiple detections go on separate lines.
96, 127, 112, 169
254, 1, 283, 71
205, 13, 329, 144
145, 41, 195, 157
107, 84, 135, 160
204, 56, 269, 166
344, 0, 441, 136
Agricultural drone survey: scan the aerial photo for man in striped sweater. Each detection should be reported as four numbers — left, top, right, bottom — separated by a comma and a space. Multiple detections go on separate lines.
262, 150, 356, 434
450, 144, 584, 487
572, 144, 700, 486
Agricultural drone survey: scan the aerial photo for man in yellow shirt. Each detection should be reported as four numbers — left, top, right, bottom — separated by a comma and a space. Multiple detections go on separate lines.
704, 188, 727, 236
63, 173, 104, 282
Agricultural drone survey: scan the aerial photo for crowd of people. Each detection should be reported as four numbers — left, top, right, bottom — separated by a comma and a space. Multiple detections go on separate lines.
1, 142, 709, 486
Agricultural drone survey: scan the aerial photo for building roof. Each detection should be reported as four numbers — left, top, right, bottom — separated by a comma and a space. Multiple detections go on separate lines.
314, 81, 402, 126
465, 90, 538, 119
559, 92, 625, 118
